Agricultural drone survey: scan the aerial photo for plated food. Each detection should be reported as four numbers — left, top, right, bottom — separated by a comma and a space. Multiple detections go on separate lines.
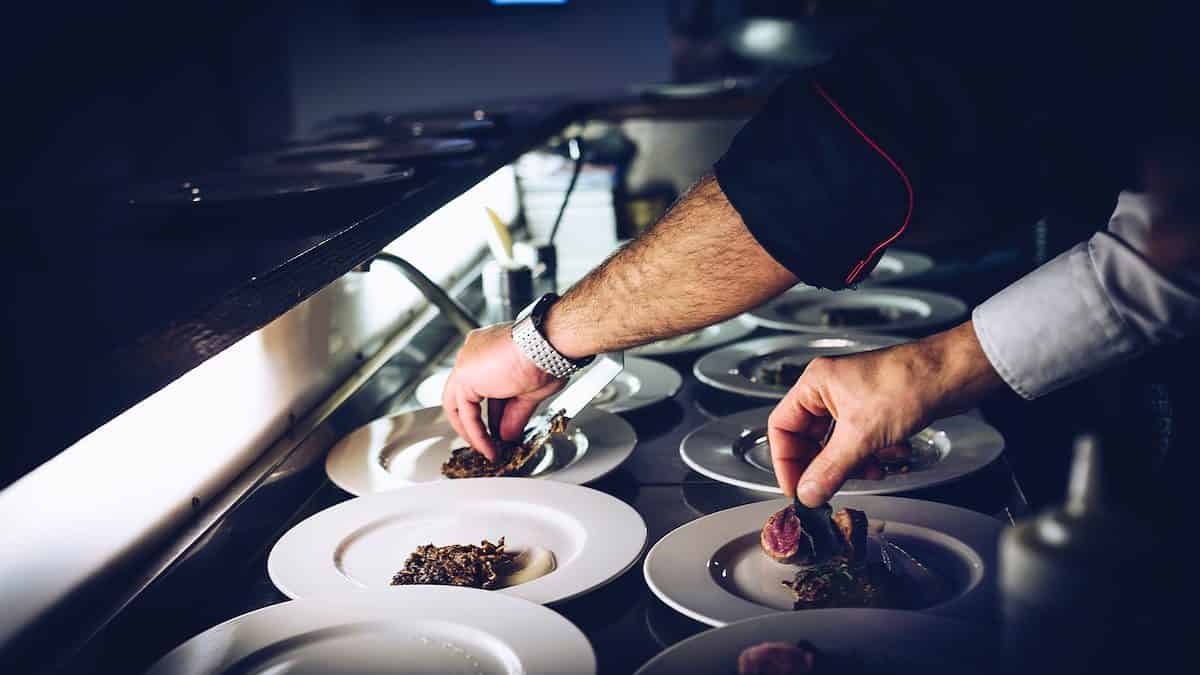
760, 505, 912, 611
390, 537, 558, 591
634, 609, 992, 675
748, 287, 966, 335
693, 334, 909, 399
628, 316, 758, 357
146, 587, 597, 675
325, 405, 637, 495
680, 407, 1004, 496
415, 357, 682, 414
269, 477, 647, 606
643, 495, 1000, 626
442, 412, 568, 479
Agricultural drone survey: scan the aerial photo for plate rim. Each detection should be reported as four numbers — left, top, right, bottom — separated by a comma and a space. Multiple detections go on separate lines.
859, 248, 936, 286
325, 405, 638, 496
642, 495, 1001, 627
679, 406, 1005, 495
146, 586, 597, 675
268, 477, 648, 607
633, 607, 985, 675
747, 286, 967, 334
692, 333, 910, 400
629, 315, 758, 357
597, 356, 684, 413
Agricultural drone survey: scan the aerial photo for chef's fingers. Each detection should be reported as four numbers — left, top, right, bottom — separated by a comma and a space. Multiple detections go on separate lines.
768, 396, 828, 498
457, 390, 496, 460
795, 425, 874, 507
442, 376, 468, 444
485, 397, 507, 439
499, 396, 541, 443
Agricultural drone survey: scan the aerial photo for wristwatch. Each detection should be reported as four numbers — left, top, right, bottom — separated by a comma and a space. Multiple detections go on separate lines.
511, 293, 593, 379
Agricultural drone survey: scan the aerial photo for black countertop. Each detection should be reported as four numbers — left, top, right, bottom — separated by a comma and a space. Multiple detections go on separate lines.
7, 99, 589, 488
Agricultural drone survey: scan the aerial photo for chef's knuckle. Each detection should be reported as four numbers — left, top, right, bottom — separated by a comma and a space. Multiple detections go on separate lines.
806, 356, 833, 378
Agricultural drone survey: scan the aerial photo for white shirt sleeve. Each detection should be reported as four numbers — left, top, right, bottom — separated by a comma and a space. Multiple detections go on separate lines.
972, 191, 1200, 399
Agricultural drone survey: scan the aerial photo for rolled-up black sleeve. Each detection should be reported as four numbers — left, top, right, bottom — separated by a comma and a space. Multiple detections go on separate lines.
715, 70, 912, 290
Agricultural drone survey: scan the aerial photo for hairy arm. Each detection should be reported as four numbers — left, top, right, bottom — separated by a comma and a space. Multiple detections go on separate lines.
442, 173, 798, 457
544, 174, 799, 359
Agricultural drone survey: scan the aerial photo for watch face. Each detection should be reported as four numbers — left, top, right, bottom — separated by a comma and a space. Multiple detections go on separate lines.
526, 293, 558, 325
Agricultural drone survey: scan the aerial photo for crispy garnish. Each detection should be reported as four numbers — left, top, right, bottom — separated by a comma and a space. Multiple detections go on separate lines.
390, 537, 518, 590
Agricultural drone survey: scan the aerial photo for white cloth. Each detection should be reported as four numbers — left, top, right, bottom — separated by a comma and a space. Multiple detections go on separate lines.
973, 191, 1200, 399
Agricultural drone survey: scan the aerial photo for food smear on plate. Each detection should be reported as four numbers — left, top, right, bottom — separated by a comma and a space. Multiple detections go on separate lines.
737, 640, 816, 675
390, 537, 556, 590
738, 639, 869, 675
760, 505, 906, 610
441, 411, 568, 478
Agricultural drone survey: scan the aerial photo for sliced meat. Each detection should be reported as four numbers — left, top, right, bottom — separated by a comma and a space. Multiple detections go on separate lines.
760, 505, 815, 565
831, 508, 869, 563
737, 641, 818, 675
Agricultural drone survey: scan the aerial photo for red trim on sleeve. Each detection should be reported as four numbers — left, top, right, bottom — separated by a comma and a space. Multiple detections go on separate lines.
812, 81, 914, 285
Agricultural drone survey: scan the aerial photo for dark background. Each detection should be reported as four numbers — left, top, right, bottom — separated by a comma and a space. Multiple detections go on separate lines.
2, 0, 1196, 506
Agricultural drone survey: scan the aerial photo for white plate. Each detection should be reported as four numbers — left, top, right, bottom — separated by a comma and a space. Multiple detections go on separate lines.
147, 586, 596, 675
415, 357, 682, 414
680, 407, 1004, 495
644, 495, 1001, 627
325, 405, 637, 496
269, 477, 647, 606
748, 287, 967, 335
861, 248, 936, 285
629, 316, 757, 357
635, 608, 991, 675
693, 333, 910, 399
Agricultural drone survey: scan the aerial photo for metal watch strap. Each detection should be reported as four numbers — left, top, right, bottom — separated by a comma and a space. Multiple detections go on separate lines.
511, 294, 589, 379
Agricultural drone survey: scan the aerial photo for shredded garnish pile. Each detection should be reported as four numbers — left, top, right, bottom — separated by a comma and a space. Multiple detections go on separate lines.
390, 537, 517, 590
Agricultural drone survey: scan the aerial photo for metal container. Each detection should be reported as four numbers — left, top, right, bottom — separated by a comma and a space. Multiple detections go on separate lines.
481, 261, 534, 324
513, 241, 558, 295
999, 434, 1152, 674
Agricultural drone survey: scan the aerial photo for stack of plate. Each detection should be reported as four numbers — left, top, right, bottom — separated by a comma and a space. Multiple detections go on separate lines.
680, 407, 1004, 495
748, 286, 967, 336
693, 333, 910, 399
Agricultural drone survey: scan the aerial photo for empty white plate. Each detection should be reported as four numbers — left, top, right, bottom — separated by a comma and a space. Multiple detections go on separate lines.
326, 405, 637, 496
629, 316, 757, 357
748, 287, 967, 335
693, 333, 910, 399
147, 586, 596, 675
269, 477, 647, 606
635, 608, 991, 675
861, 248, 936, 285
644, 496, 1001, 627
416, 357, 682, 414
680, 407, 1005, 495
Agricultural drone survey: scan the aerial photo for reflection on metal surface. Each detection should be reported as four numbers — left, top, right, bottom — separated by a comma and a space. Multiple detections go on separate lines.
368, 253, 479, 337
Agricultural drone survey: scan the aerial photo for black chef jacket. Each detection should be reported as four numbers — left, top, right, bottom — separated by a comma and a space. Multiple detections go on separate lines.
713, 3, 1174, 290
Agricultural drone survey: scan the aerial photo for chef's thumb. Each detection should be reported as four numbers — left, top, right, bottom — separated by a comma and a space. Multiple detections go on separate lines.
794, 427, 872, 507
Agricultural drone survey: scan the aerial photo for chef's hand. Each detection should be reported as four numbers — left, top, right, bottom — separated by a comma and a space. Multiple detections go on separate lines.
442, 323, 566, 461
769, 321, 1004, 507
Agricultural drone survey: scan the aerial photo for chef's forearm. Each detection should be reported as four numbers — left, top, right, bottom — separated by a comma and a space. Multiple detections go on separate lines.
542, 174, 798, 359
